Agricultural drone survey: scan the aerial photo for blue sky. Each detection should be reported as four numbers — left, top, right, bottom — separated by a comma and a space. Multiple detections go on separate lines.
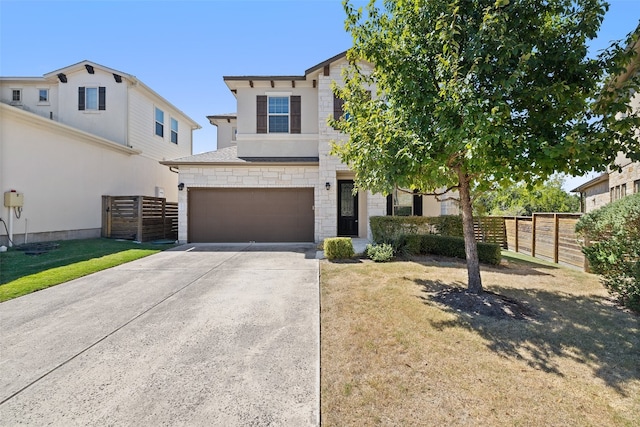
1, 0, 639, 190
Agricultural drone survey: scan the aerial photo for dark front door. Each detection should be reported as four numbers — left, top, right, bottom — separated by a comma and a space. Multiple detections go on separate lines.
337, 180, 358, 236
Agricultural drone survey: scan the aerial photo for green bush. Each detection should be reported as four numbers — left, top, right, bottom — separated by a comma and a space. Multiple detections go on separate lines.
420, 234, 502, 265
324, 237, 355, 260
369, 215, 463, 244
404, 234, 423, 255
365, 243, 394, 262
576, 193, 640, 312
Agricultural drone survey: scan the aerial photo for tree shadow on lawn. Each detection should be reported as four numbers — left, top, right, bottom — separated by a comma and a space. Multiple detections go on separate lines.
406, 253, 555, 277
417, 279, 640, 396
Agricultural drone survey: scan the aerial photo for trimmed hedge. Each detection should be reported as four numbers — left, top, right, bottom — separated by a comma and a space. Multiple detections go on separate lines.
370, 215, 464, 244
324, 237, 355, 260
402, 234, 501, 265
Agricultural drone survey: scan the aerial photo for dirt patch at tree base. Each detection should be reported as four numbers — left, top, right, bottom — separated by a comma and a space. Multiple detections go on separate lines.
429, 288, 538, 320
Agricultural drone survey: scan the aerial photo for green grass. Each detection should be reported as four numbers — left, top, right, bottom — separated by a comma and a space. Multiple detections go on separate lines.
0, 238, 175, 302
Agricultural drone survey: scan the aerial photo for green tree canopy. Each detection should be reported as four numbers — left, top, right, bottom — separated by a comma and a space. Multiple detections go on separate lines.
475, 175, 581, 216
332, 0, 640, 293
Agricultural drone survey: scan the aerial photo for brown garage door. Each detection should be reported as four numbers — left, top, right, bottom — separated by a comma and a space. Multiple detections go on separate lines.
188, 188, 314, 243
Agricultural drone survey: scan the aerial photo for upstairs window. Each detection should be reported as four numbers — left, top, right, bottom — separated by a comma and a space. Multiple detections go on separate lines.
12, 89, 21, 103
78, 87, 105, 110
155, 108, 164, 137
268, 96, 289, 133
38, 89, 49, 103
256, 95, 301, 134
170, 117, 178, 144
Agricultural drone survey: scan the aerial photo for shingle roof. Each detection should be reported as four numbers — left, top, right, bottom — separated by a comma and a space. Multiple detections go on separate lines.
161, 146, 319, 165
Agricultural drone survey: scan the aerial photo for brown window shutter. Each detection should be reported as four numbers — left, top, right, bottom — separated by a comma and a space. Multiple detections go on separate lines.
386, 194, 393, 216
256, 95, 267, 133
413, 190, 423, 216
98, 87, 106, 110
78, 87, 85, 110
290, 95, 301, 134
333, 94, 344, 121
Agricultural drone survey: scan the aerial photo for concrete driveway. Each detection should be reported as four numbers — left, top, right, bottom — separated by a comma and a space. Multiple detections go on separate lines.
0, 243, 319, 426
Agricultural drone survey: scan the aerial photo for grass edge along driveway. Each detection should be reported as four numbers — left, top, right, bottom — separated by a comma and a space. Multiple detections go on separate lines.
320, 252, 640, 426
0, 238, 173, 302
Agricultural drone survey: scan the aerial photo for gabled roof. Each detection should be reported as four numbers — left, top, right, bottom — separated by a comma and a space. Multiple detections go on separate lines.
2, 60, 201, 130
222, 50, 349, 85
207, 114, 237, 126
570, 173, 609, 193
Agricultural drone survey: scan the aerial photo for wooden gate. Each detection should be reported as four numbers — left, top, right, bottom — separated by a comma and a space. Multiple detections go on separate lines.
102, 196, 178, 242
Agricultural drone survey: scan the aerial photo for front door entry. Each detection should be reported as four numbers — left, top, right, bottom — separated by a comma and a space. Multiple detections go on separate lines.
337, 180, 358, 236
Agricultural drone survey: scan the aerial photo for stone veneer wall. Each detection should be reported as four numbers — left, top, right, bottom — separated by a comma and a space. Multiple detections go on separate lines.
177, 165, 319, 243
317, 60, 387, 241
609, 160, 640, 197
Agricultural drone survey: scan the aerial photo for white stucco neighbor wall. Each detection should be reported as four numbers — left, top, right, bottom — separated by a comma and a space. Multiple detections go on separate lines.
177, 165, 320, 243
0, 104, 181, 245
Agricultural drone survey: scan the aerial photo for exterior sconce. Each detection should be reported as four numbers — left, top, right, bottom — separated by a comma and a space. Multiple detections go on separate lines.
325, 182, 331, 191
178, 183, 185, 191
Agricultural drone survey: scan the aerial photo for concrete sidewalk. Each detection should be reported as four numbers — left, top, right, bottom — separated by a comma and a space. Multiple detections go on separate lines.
0, 243, 319, 426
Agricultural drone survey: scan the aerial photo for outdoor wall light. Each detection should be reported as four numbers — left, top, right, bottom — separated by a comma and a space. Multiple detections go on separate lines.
178, 183, 185, 191
325, 182, 331, 191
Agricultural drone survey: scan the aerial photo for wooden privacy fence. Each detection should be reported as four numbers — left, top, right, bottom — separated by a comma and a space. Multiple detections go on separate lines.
504, 213, 586, 270
102, 196, 178, 242
474, 216, 508, 248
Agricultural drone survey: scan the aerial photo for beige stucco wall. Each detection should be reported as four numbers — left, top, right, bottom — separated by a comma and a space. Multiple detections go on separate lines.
0, 105, 180, 245
215, 119, 237, 150
583, 179, 611, 213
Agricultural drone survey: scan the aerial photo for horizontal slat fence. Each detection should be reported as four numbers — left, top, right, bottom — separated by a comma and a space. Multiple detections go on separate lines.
504, 213, 586, 270
102, 196, 178, 242
474, 216, 508, 248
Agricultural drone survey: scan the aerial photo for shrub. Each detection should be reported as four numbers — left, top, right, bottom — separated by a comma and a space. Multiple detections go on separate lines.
369, 215, 463, 244
420, 234, 502, 265
365, 243, 394, 262
576, 193, 640, 312
404, 234, 423, 255
324, 237, 355, 260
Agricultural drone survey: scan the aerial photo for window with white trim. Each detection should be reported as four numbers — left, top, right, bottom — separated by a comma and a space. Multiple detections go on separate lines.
268, 96, 289, 133
393, 188, 414, 216
11, 89, 21, 103
170, 118, 178, 144
635, 179, 640, 194
38, 89, 49, 103
155, 108, 164, 137
78, 86, 105, 111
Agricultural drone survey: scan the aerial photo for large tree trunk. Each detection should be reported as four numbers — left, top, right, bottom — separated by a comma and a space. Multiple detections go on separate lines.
456, 168, 483, 294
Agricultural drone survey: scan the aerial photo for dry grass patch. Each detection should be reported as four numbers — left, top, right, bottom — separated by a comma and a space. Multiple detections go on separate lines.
320, 253, 639, 426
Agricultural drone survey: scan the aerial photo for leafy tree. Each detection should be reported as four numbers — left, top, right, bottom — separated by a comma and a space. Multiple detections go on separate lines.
332, 0, 640, 293
475, 175, 580, 216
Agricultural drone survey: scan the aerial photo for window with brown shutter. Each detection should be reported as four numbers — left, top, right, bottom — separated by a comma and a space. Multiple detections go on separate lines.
290, 95, 301, 134
257, 95, 267, 133
78, 87, 85, 110
98, 86, 106, 110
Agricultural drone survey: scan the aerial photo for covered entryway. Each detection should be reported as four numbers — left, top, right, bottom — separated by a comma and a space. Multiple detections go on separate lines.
187, 188, 314, 242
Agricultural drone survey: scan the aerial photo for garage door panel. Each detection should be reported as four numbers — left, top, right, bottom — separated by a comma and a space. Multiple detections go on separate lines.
188, 188, 314, 243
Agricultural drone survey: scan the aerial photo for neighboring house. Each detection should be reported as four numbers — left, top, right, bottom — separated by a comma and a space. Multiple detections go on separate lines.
571, 36, 640, 213
162, 52, 457, 243
0, 61, 200, 245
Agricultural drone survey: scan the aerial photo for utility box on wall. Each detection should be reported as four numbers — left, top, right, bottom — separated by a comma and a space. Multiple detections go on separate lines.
4, 191, 24, 207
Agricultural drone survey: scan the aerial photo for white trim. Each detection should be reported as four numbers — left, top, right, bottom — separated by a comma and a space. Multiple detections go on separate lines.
264, 91, 293, 96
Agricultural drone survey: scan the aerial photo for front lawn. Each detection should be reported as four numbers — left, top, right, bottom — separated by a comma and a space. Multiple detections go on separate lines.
321, 252, 639, 426
0, 238, 175, 302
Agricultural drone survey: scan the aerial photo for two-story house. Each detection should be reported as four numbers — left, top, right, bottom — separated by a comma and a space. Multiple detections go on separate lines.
0, 61, 200, 245
162, 52, 457, 244
571, 35, 640, 212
